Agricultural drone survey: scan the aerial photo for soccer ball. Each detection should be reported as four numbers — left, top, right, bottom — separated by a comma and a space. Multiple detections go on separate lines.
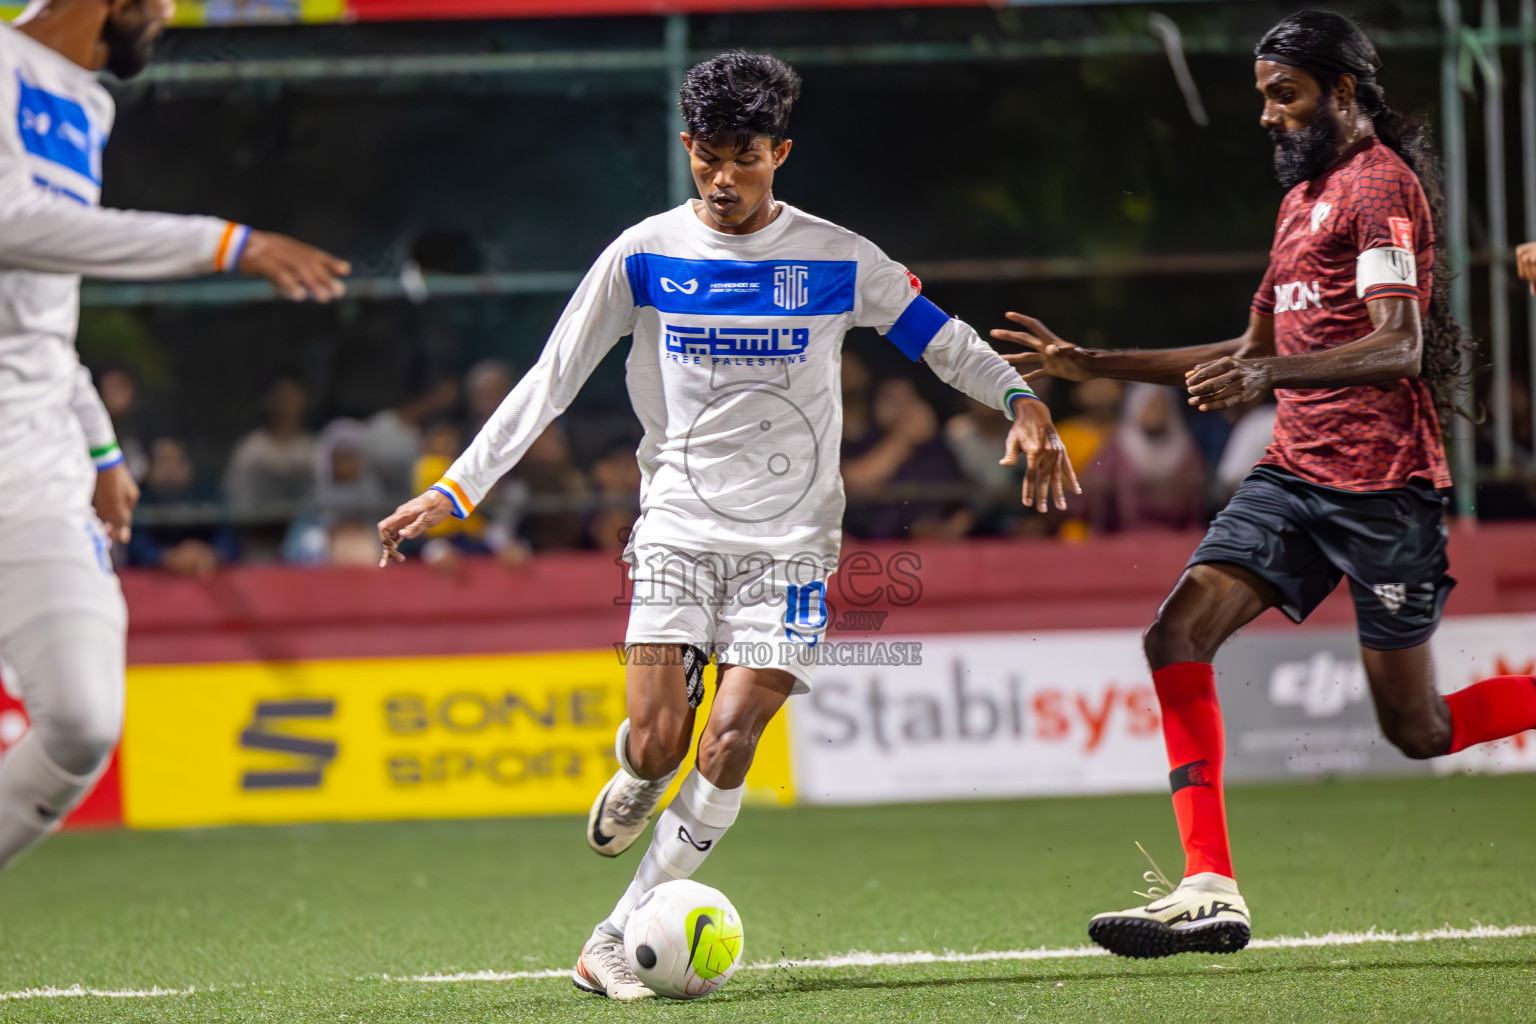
623, 880, 744, 1000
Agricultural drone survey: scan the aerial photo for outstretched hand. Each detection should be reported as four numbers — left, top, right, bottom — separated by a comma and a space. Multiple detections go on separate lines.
1000, 395, 1081, 512
378, 489, 454, 568
990, 313, 1099, 383
239, 231, 351, 302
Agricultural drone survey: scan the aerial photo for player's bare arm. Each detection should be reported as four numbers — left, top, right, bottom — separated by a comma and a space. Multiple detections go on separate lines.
1000, 393, 1079, 512
377, 488, 454, 567
7, 2, 350, 299
1186, 295, 1419, 411
991, 310, 1272, 386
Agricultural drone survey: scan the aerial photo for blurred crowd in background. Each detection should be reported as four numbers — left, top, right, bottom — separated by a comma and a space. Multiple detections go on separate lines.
78, 4, 1536, 579
100, 346, 1373, 577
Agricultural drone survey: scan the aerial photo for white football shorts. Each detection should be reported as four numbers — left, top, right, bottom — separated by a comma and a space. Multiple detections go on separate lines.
624, 544, 831, 694
0, 514, 127, 646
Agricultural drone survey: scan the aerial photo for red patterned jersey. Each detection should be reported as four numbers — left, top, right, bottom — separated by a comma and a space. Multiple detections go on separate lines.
1250, 138, 1449, 491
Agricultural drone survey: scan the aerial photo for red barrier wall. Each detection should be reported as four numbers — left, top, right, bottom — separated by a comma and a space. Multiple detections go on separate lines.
24, 522, 1536, 829
122, 522, 1536, 667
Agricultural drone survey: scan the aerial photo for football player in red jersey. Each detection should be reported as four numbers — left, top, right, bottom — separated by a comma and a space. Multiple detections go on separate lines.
995, 10, 1534, 959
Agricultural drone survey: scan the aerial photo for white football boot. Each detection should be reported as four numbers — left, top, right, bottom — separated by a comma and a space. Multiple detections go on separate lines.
1087, 844, 1251, 958
586, 768, 672, 857
572, 931, 655, 1000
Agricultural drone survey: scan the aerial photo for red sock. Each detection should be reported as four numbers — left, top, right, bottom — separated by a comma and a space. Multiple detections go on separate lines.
1153, 662, 1233, 880
1445, 676, 1536, 753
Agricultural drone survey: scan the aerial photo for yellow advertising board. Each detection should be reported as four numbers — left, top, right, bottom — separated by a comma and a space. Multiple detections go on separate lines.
123, 650, 795, 829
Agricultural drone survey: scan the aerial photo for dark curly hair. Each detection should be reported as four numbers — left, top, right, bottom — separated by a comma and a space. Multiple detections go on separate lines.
678, 51, 802, 151
1256, 10, 1474, 421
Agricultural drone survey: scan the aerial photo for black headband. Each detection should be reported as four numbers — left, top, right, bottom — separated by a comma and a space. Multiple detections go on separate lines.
1255, 51, 1377, 86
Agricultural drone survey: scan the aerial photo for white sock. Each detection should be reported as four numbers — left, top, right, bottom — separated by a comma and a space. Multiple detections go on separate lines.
0, 731, 97, 868
600, 769, 742, 938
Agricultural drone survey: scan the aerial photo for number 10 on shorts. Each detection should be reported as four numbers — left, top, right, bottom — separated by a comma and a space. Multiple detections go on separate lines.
784, 581, 828, 645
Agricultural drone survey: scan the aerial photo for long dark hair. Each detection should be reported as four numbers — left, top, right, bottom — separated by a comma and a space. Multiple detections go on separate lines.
1256, 11, 1473, 420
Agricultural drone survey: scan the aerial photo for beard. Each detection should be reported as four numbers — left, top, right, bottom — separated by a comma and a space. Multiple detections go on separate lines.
102, 18, 159, 80
1270, 110, 1344, 189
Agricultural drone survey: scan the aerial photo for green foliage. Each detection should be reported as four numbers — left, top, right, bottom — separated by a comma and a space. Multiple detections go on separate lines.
76, 311, 174, 392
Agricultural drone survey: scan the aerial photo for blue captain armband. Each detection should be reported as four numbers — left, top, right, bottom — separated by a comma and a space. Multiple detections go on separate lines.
886, 296, 951, 361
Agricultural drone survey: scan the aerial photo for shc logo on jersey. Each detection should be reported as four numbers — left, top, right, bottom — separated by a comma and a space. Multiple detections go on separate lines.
1310, 202, 1333, 233
1274, 280, 1322, 313
1388, 216, 1414, 251
628, 254, 855, 317
773, 264, 810, 310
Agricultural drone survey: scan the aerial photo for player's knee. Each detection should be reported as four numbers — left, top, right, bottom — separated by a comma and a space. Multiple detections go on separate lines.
627, 720, 690, 780
9, 615, 125, 777
1143, 613, 1204, 668
695, 718, 761, 778
1381, 712, 1452, 761
34, 705, 120, 777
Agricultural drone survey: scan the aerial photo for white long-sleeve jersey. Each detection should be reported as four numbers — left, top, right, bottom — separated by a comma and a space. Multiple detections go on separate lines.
0, 22, 249, 521
437, 201, 1035, 561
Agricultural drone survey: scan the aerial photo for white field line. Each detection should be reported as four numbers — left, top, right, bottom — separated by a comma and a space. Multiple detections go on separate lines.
8, 925, 1532, 999
0, 985, 195, 1001
394, 923, 1536, 984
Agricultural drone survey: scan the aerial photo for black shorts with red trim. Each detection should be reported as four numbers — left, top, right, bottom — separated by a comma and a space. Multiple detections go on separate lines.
1188, 466, 1455, 650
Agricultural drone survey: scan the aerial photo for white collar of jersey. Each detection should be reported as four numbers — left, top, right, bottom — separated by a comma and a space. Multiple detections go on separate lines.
682, 199, 797, 248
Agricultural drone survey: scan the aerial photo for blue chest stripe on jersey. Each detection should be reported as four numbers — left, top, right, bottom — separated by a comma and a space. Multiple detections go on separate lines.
32, 175, 88, 206
626, 254, 855, 316
887, 295, 950, 361
16, 74, 100, 185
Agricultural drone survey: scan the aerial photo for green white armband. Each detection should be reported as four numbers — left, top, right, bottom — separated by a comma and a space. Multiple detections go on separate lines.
91, 442, 124, 472
1003, 386, 1040, 418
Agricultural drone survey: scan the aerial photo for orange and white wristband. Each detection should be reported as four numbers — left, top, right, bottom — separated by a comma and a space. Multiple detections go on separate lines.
430, 478, 473, 520
216, 223, 252, 274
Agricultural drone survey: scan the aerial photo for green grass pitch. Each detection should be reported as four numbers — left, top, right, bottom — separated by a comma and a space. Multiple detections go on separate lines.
1, 774, 1534, 1023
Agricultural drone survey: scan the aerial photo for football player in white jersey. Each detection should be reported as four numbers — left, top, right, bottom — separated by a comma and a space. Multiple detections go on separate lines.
377, 52, 1076, 999
0, 0, 347, 871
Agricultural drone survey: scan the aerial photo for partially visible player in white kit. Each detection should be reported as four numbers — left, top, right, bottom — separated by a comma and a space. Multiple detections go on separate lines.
0, 0, 348, 868
377, 52, 1078, 1000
